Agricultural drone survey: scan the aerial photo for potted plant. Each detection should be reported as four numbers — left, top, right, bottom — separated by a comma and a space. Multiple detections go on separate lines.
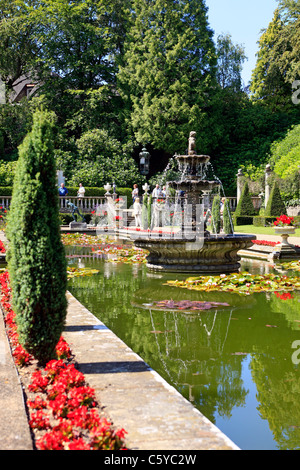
274, 214, 296, 234
274, 214, 297, 251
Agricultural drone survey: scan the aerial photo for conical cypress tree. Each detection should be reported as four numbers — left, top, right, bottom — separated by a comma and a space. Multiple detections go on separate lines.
211, 195, 221, 234
6, 109, 67, 365
234, 182, 256, 216
223, 198, 234, 234
265, 181, 287, 216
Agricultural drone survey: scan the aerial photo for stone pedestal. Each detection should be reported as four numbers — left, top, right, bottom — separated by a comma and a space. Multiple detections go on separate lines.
69, 221, 87, 230
274, 226, 297, 257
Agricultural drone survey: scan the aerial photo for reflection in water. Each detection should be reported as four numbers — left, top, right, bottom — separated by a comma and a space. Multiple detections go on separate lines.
66, 249, 300, 450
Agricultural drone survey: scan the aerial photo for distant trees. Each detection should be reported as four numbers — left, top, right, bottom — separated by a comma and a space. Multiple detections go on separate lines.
250, 2, 300, 110
269, 124, 300, 179
117, 0, 217, 154
216, 33, 247, 92
0, 0, 299, 195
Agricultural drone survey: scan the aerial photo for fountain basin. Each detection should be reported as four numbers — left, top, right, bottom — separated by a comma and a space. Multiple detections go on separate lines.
134, 234, 256, 274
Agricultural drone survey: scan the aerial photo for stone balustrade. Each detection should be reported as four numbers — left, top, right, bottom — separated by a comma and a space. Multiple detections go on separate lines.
0, 195, 263, 213
0, 196, 107, 213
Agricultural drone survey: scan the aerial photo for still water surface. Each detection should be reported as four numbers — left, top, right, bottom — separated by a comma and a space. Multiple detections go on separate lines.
66, 247, 300, 450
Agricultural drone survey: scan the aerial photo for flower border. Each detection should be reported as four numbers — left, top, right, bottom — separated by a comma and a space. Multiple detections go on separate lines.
0, 271, 127, 451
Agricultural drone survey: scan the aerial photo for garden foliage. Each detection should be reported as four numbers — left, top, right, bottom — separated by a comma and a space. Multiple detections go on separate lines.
0, 0, 299, 197
6, 109, 68, 364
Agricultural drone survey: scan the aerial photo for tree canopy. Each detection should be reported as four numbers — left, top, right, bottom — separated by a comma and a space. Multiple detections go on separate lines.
0, 0, 299, 195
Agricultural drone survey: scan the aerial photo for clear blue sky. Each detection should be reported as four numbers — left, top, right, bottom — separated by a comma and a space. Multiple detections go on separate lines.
206, 0, 279, 86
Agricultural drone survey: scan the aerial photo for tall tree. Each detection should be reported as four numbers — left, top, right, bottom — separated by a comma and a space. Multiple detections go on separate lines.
250, 8, 291, 109
250, 4, 300, 110
216, 33, 247, 91
24, 0, 131, 140
6, 109, 68, 364
117, 0, 217, 155
0, 0, 40, 100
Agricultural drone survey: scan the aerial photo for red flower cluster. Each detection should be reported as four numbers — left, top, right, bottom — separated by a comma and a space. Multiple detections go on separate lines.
0, 271, 127, 451
252, 240, 280, 247
0, 271, 32, 366
0, 240, 5, 253
274, 214, 294, 227
31, 360, 127, 450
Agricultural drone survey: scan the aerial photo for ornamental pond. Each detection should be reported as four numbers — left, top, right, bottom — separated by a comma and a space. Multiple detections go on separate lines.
65, 239, 300, 451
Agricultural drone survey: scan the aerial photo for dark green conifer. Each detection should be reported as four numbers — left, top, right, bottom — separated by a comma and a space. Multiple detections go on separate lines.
223, 198, 234, 234
211, 195, 221, 234
265, 181, 287, 216
6, 109, 67, 365
234, 182, 256, 217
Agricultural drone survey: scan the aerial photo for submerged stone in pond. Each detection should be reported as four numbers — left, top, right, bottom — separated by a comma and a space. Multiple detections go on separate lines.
149, 299, 230, 312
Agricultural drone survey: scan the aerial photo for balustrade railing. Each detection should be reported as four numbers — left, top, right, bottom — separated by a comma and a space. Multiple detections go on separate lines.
0, 196, 107, 213
58, 196, 107, 212
0, 195, 262, 213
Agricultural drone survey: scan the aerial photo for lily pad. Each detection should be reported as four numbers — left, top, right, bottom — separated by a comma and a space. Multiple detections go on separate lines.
165, 272, 300, 295
279, 260, 300, 272
67, 267, 100, 279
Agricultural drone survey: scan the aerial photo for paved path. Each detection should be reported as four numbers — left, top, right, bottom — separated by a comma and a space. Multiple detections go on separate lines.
0, 308, 33, 450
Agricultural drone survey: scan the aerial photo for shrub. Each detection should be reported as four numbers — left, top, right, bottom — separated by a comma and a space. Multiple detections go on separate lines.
253, 216, 277, 227
223, 199, 234, 234
211, 195, 221, 234
6, 109, 68, 365
265, 181, 287, 217
234, 182, 257, 218
233, 216, 254, 226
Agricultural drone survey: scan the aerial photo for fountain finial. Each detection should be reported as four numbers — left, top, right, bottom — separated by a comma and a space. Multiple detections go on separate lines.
188, 131, 197, 156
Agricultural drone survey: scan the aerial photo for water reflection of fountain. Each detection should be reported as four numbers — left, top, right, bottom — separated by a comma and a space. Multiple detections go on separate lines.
143, 305, 235, 397
132, 131, 255, 273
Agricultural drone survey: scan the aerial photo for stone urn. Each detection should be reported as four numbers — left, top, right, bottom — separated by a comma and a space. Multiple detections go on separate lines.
274, 225, 296, 253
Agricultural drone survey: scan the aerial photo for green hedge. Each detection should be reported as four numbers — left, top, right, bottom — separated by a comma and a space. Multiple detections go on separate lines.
253, 216, 277, 227
233, 215, 254, 226
0, 186, 13, 196
0, 186, 132, 199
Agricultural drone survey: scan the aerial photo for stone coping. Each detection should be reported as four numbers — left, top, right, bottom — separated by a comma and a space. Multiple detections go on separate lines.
63, 291, 239, 450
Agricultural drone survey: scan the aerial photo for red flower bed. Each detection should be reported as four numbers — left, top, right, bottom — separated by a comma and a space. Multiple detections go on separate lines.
0, 271, 127, 450
252, 240, 280, 247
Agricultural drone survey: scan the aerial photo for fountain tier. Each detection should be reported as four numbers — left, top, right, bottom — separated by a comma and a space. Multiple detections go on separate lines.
134, 234, 255, 274
132, 131, 255, 273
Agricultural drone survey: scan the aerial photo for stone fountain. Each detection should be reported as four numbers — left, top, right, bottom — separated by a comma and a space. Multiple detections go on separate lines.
131, 132, 255, 274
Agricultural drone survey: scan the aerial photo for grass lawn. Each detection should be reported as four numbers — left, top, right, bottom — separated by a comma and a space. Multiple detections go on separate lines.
233, 225, 300, 237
